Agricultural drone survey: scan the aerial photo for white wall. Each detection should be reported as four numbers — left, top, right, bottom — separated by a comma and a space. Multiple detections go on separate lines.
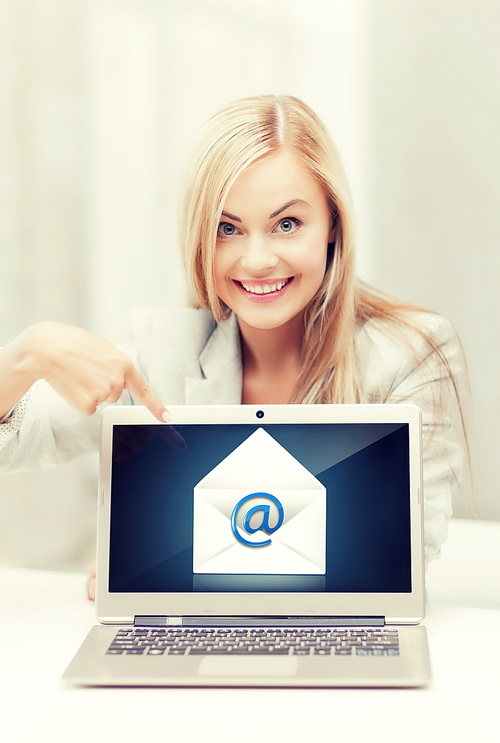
368, 0, 500, 519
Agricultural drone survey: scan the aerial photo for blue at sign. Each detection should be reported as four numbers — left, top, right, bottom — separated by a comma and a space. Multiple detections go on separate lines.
231, 493, 284, 547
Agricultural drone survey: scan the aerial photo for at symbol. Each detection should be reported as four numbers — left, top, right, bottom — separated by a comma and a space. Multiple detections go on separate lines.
231, 493, 284, 547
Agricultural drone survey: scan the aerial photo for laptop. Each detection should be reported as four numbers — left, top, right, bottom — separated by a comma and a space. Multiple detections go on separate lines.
63, 403, 431, 687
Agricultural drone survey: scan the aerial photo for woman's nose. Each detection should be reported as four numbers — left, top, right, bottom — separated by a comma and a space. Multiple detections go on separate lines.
240, 236, 279, 272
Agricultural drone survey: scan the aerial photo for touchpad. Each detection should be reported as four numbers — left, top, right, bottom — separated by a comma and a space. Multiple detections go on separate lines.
197, 655, 298, 677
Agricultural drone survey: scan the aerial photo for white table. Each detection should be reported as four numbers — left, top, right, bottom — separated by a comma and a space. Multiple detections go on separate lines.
1, 518, 499, 743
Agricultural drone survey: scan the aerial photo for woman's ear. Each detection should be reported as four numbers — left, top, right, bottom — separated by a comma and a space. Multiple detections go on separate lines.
328, 220, 336, 245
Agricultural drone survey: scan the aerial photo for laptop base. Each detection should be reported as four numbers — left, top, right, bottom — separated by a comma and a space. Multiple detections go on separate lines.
63, 623, 431, 688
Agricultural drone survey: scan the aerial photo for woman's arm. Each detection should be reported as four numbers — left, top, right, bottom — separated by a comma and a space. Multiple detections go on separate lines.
0, 322, 170, 472
387, 316, 465, 564
0, 322, 168, 422
356, 312, 467, 566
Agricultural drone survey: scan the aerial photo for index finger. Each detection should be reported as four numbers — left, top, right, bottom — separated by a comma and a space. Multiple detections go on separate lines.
124, 365, 170, 423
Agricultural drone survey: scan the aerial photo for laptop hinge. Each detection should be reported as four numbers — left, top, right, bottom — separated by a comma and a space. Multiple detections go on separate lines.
134, 616, 385, 628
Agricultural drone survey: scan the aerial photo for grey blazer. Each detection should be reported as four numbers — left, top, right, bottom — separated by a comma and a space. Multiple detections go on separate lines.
0, 307, 465, 564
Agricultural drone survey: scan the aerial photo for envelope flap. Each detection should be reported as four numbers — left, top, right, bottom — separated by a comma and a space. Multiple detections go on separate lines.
196, 428, 323, 490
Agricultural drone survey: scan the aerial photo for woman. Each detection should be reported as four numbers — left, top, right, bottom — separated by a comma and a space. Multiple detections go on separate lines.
0, 96, 467, 587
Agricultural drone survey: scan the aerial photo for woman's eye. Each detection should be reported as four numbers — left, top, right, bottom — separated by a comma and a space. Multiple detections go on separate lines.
275, 217, 300, 233
217, 222, 240, 237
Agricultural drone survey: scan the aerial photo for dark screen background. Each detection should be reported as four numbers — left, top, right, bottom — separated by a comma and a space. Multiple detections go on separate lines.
108, 423, 411, 594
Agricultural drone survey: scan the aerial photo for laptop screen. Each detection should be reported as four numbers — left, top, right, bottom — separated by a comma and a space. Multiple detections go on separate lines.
108, 422, 411, 595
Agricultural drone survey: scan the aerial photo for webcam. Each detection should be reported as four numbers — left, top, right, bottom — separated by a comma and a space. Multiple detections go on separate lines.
256, 410, 265, 419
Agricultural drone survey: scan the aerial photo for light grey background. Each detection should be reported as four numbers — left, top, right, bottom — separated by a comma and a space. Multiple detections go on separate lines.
0, 0, 498, 570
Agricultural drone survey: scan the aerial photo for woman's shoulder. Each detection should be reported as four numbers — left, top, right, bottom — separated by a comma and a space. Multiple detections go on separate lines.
122, 307, 222, 401
355, 310, 461, 397
125, 306, 241, 389
128, 306, 218, 353
356, 309, 458, 351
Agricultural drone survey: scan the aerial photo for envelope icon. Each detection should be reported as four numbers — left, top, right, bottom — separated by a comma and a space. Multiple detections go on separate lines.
193, 428, 326, 574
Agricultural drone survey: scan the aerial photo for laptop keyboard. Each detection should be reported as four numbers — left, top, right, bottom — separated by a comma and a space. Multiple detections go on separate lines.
106, 627, 400, 656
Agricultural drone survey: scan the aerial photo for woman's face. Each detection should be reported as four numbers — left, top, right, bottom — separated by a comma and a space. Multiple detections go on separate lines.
214, 149, 334, 332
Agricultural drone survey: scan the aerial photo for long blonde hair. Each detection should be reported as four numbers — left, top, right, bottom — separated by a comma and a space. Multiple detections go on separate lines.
180, 95, 468, 434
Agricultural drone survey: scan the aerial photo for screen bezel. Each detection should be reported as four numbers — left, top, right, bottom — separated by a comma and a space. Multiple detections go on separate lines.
95, 404, 424, 624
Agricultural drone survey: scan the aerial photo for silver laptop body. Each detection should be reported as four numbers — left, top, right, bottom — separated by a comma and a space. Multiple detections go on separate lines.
63, 403, 431, 687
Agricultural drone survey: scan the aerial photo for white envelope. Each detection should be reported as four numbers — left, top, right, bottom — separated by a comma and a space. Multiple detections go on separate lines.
193, 428, 326, 574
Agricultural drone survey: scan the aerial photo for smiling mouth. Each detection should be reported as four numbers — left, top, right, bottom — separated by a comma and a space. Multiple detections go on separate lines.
237, 278, 292, 295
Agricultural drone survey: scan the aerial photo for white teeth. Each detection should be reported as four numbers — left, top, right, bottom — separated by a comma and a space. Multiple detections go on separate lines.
240, 280, 288, 294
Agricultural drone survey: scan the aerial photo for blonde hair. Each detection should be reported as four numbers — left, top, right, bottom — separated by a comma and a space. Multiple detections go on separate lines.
180, 95, 469, 436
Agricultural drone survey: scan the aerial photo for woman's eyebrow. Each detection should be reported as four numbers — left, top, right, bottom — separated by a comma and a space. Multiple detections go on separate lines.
269, 199, 310, 219
221, 211, 242, 223
221, 199, 310, 223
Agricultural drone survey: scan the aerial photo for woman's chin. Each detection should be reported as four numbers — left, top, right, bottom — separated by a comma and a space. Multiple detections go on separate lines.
234, 307, 305, 334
